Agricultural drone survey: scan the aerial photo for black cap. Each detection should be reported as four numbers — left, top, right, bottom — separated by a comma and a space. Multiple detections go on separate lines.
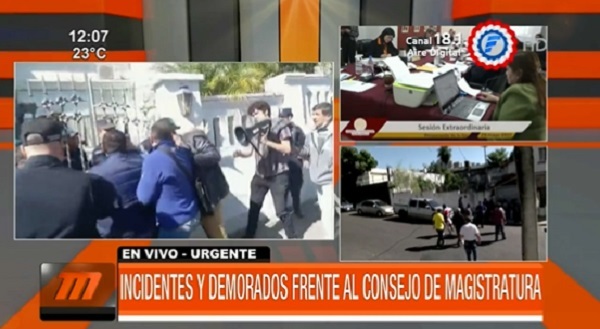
152, 118, 180, 133
279, 108, 293, 118
21, 117, 65, 146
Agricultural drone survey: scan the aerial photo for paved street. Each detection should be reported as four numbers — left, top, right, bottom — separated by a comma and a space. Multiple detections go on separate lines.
341, 212, 547, 261
190, 199, 329, 239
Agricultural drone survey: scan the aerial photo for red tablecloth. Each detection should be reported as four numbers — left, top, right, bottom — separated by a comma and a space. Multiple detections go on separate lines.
340, 58, 496, 122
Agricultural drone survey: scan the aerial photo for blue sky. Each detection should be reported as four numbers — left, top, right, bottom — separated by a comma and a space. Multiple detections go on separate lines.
355, 146, 514, 170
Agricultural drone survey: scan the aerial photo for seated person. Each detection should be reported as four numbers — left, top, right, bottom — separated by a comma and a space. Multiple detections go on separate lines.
367, 27, 399, 58
477, 51, 547, 141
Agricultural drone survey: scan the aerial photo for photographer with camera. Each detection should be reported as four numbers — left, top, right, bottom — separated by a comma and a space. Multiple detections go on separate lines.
233, 101, 297, 239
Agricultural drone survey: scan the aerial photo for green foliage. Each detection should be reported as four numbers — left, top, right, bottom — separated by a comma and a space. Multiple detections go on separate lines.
437, 146, 451, 167
341, 147, 378, 191
154, 63, 331, 96
486, 147, 510, 168
393, 167, 437, 194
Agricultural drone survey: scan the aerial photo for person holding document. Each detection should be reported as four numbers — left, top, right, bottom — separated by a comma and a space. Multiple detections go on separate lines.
476, 51, 547, 140
367, 27, 399, 58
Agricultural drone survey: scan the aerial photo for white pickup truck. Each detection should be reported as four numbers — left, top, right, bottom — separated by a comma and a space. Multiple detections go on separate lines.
394, 198, 444, 221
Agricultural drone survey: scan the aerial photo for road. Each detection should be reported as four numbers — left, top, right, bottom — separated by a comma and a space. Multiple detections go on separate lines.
340, 211, 547, 261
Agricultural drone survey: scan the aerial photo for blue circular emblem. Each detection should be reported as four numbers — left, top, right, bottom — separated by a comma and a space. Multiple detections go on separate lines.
476, 29, 509, 62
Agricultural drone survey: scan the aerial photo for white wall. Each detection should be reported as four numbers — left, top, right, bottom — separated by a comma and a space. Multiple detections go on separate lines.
357, 26, 399, 47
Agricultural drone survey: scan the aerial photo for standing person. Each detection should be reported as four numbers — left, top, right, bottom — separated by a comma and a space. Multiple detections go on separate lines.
432, 208, 445, 247
491, 203, 507, 240
367, 27, 399, 58
460, 217, 481, 261
464, 204, 473, 221
89, 120, 116, 168
64, 129, 88, 171
15, 117, 119, 238
136, 118, 199, 238
475, 201, 486, 228
299, 103, 335, 239
458, 195, 464, 211
279, 108, 306, 218
89, 129, 156, 238
233, 101, 296, 239
179, 127, 230, 238
452, 208, 466, 247
341, 26, 359, 66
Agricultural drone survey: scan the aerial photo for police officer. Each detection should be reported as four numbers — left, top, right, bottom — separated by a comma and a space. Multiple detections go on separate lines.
279, 108, 306, 218
89, 119, 116, 168
15, 117, 120, 239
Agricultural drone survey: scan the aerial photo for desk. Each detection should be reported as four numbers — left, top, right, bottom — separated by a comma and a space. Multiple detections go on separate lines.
340, 59, 496, 123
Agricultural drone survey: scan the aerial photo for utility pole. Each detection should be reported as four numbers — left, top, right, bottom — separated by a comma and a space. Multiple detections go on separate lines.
514, 147, 539, 260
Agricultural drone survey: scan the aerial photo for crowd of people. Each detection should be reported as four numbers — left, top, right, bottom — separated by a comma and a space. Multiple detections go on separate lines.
432, 197, 509, 261
15, 101, 334, 240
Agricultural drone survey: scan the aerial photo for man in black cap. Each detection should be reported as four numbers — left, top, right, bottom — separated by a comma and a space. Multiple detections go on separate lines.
16, 117, 120, 238
89, 119, 116, 168
279, 107, 306, 218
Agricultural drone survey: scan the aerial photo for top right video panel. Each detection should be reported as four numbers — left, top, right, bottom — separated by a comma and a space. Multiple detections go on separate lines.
340, 24, 548, 142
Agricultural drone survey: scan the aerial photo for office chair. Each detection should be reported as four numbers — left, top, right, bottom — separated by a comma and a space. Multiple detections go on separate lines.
356, 39, 371, 56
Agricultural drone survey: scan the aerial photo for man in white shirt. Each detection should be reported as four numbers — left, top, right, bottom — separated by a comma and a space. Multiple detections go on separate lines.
459, 217, 481, 261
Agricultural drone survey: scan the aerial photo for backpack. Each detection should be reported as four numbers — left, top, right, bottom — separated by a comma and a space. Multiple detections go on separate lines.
271, 120, 305, 156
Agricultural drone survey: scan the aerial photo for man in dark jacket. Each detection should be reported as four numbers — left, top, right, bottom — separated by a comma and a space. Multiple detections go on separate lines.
89, 129, 156, 238
16, 118, 119, 239
279, 108, 306, 218
89, 119, 115, 168
180, 128, 230, 238
64, 129, 88, 171
341, 25, 359, 66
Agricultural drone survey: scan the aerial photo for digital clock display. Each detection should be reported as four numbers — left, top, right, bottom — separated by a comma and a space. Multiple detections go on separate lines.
68, 29, 110, 43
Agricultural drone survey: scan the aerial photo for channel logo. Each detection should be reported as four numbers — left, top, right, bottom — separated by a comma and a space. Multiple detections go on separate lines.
468, 20, 518, 70
39, 263, 116, 321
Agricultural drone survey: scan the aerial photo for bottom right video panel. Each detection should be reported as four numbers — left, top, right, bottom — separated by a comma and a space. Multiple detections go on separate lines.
339, 145, 548, 262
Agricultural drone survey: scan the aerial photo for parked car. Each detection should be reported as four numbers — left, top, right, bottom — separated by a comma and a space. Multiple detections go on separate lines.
340, 200, 354, 212
394, 198, 444, 221
356, 199, 395, 217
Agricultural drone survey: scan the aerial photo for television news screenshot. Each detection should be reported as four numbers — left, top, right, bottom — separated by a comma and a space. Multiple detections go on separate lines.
2, 1, 598, 329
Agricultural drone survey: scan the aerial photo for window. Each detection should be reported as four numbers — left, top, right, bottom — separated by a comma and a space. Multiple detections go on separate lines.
417, 200, 428, 208
227, 115, 234, 145
413, 26, 420, 33
538, 147, 547, 163
212, 117, 221, 147
401, 26, 409, 33
362, 201, 372, 207
409, 199, 418, 207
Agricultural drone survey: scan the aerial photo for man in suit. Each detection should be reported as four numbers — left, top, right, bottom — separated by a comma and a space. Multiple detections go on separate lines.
341, 26, 359, 66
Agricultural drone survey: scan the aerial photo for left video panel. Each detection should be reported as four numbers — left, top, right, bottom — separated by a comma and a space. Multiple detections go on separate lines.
14, 62, 335, 240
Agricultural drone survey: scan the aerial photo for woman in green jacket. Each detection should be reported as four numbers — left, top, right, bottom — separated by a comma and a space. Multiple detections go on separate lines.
477, 51, 547, 140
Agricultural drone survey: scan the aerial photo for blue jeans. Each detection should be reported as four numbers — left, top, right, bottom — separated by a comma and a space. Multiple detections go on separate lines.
157, 216, 200, 238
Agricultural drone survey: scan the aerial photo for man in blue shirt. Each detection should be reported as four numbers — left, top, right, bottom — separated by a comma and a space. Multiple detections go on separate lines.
136, 118, 199, 238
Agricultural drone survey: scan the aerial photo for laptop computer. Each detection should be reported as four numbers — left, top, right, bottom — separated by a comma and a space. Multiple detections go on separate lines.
433, 70, 489, 121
